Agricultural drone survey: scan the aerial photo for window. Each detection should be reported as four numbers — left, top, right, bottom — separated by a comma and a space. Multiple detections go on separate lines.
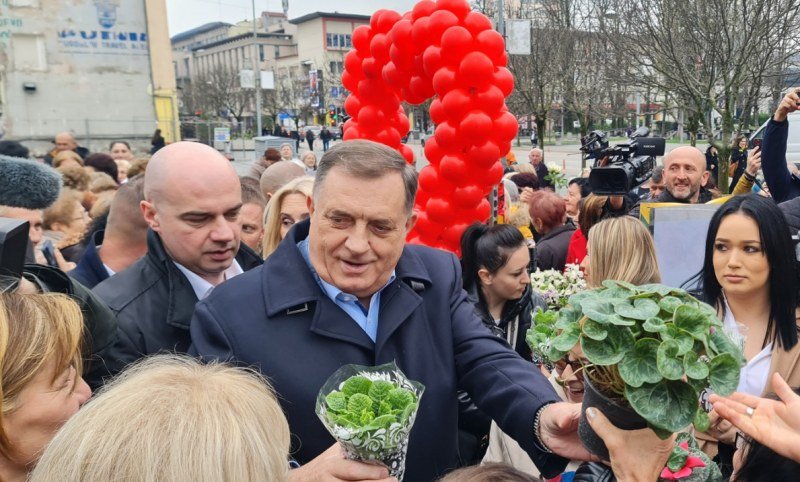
344, 34, 352, 48
259, 45, 265, 61
12, 34, 46, 71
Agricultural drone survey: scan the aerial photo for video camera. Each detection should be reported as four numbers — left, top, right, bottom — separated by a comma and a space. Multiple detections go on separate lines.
580, 127, 666, 195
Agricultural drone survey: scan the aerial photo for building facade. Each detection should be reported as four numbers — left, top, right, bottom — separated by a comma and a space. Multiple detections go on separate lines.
0, 0, 178, 154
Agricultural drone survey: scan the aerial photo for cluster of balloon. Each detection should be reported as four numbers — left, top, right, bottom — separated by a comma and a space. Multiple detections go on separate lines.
342, 0, 517, 255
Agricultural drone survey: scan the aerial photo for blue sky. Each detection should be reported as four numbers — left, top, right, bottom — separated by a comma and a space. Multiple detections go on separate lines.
166, 0, 418, 36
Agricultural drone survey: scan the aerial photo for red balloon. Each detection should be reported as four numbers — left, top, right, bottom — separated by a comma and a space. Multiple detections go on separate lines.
439, 154, 470, 184
459, 51, 494, 88
440, 26, 474, 65
466, 141, 502, 168
389, 19, 414, 51
382, 62, 410, 90
400, 144, 414, 164
427, 9, 459, 43
452, 185, 484, 209
485, 160, 504, 186
492, 67, 515, 97
429, 98, 446, 125
476, 30, 505, 62
442, 222, 470, 250
432, 67, 459, 97
411, 0, 437, 20
352, 25, 373, 52
418, 165, 440, 193
342, 70, 359, 92
344, 94, 362, 117
492, 111, 519, 142
497, 52, 508, 67
376, 127, 401, 147
441, 88, 472, 121
344, 50, 363, 76
433, 121, 460, 150
437, 0, 471, 19
357, 105, 384, 128
463, 10, 493, 35
422, 46, 444, 78
475, 84, 505, 115
424, 137, 445, 166
343, 126, 361, 140
459, 111, 493, 145
397, 115, 410, 137
426, 197, 453, 225
411, 16, 433, 47
376, 9, 401, 33
370, 33, 390, 62
409, 75, 435, 103
473, 198, 491, 222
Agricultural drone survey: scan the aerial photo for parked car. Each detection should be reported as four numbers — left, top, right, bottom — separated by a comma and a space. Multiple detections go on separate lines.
749, 111, 800, 163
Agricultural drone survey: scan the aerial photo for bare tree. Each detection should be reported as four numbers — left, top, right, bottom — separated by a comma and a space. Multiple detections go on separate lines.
608, 0, 800, 191
193, 65, 252, 123
275, 66, 314, 127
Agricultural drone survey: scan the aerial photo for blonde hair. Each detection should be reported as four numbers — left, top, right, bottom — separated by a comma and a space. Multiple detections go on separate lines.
262, 176, 314, 259
587, 216, 661, 288
30, 355, 290, 482
52, 150, 84, 169
43, 189, 82, 230
0, 293, 84, 458
512, 162, 536, 174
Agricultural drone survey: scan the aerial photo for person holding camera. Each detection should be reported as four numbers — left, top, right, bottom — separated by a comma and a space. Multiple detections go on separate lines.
761, 89, 800, 204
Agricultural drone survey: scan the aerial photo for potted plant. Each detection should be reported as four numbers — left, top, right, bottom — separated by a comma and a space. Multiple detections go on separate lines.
528, 281, 745, 459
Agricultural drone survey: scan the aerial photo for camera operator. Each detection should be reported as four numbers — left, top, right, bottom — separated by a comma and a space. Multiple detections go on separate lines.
629, 146, 712, 218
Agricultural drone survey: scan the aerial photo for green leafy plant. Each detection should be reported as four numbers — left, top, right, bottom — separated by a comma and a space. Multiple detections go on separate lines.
528, 281, 745, 437
324, 376, 419, 434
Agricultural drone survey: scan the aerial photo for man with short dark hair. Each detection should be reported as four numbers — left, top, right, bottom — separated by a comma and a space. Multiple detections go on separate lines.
191, 140, 590, 482
88, 142, 261, 388
70, 175, 148, 288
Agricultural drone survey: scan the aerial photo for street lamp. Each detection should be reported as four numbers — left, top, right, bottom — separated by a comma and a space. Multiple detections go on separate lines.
252, 0, 262, 136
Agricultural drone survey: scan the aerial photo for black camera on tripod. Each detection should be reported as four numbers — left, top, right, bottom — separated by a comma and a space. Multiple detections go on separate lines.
580, 127, 666, 195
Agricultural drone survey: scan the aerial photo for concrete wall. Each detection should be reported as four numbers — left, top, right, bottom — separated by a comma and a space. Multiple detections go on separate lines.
1, 0, 161, 153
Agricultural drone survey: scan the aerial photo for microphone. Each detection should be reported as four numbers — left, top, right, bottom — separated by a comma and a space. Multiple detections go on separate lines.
0, 155, 62, 209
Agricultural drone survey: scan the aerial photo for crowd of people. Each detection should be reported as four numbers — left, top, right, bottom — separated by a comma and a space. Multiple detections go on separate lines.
0, 88, 799, 481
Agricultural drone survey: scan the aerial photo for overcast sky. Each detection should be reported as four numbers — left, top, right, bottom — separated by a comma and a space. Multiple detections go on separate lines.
166, 0, 418, 37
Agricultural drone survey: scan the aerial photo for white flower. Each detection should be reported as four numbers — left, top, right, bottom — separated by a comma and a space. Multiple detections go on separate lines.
546, 162, 562, 173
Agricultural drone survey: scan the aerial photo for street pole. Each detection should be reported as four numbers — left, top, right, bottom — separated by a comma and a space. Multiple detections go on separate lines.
252, 0, 262, 136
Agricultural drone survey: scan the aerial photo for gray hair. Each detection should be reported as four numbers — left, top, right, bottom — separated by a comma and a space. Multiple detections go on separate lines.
651, 165, 664, 183
313, 140, 418, 215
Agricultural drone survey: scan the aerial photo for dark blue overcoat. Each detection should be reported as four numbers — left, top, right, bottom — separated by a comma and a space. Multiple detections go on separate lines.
191, 220, 567, 481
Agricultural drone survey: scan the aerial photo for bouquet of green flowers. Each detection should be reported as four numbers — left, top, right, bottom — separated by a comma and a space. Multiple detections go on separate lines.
316, 362, 424, 480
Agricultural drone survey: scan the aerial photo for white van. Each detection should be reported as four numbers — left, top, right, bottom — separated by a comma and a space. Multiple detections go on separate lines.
750, 111, 800, 163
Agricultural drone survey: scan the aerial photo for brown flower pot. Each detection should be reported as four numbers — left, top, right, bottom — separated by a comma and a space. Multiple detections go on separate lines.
579, 375, 648, 460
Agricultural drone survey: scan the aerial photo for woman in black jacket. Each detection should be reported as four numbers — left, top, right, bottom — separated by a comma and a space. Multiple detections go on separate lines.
729, 136, 749, 189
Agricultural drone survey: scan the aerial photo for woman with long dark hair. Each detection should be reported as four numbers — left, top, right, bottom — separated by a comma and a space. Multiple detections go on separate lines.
693, 193, 800, 471
460, 223, 543, 359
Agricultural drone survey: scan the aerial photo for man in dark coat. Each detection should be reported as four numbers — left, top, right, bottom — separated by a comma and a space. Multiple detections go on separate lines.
43, 131, 90, 165
629, 146, 712, 219
529, 147, 552, 189
70, 175, 148, 289
88, 142, 262, 389
191, 140, 591, 481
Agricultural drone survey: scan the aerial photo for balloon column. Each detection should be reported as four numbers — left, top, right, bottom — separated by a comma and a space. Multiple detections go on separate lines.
342, 0, 517, 255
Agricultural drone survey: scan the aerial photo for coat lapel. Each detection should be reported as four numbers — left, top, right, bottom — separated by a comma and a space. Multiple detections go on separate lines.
375, 246, 432, 352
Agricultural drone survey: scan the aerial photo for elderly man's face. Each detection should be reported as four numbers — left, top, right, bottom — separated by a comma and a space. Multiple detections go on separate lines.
664, 149, 709, 202
308, 168, 416, 305
280, 145, 293, 160
529, 149, 543, 166
55, 134, 77, 152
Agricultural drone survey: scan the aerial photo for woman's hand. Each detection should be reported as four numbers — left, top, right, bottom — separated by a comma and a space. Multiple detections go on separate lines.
709, 373, 800, 463
745, 147, 762, 176
586, 407, 675, 482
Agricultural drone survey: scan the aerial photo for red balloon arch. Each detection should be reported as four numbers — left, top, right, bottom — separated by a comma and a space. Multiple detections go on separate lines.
342, 0, 517, 255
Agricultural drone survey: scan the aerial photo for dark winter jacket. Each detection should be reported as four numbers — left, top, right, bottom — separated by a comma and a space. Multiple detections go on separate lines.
87, 230, 261, 388
189, 220, 568, 481
69, 230, 109, 289
762, 118, 800, 203
729, 147, 748, 189
535, 162, 552, 189
534, 224, 577, 272
780, 196, 800, 234
629, 187, 714, 220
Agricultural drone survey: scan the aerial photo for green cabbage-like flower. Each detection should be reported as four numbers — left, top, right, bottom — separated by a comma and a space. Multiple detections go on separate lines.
368, 380, 394, 400
325, 391, 347, 412
347, 393, 373, 414
342, 376, 372, 396
386, 387, 416, 410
